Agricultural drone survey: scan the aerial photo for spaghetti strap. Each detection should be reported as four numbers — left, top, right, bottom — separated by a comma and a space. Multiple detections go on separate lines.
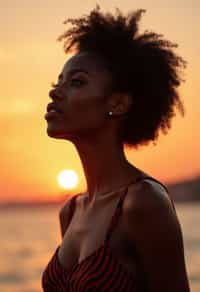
139, 176, 176, 212
105, 175, 143, 242
42, 176, 177, 291
141, 176, 169, 194
105, 175, 176, 242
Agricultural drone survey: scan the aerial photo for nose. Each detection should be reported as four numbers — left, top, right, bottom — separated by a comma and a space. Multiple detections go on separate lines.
48, 88, 62, 100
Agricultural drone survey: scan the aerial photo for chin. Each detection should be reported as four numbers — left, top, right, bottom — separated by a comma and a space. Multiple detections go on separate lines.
46, 123, 64, 138
46, 129, 66, 139
46, 125, 76, 141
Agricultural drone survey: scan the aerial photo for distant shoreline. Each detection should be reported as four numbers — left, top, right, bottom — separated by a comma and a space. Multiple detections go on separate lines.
1, 175, 200, 207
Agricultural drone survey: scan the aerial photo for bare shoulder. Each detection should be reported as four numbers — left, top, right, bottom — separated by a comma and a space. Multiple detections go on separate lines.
59, 195, 73, 218
123, 177, 179, 244
59, 193, 84, 238
124, 177, 174, 212
123, 178, 190, 291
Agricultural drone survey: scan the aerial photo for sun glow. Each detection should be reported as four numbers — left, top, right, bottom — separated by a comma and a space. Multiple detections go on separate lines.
57, 169, 79, 190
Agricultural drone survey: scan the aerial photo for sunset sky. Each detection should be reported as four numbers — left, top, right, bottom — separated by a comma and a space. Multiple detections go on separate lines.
1, 0, 200, 203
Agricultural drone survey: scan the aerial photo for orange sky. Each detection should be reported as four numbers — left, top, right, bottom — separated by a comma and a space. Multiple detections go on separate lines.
1, 1, 200, 203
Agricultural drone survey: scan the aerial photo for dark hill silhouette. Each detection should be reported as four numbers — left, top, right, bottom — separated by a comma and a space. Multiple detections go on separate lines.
166, 175, 200, 202
1, 175, 200, 208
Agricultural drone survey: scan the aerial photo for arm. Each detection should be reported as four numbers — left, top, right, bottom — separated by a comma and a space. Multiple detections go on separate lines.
124, 180, 190, 292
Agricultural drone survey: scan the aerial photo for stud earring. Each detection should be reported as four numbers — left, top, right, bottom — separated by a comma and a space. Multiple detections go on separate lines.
108, 111, 113, 116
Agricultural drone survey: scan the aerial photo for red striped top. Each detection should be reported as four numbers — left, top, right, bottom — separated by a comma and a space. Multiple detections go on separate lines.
41, 176, 175, 291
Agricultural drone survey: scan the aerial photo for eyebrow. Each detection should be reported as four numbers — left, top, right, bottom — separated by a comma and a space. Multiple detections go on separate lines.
58, 69, 89, 80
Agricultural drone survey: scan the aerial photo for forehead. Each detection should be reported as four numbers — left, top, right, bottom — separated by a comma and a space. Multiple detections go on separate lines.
61, 51, 111, 78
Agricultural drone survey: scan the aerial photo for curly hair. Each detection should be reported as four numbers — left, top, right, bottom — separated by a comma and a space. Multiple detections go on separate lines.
56, 5, 187, 149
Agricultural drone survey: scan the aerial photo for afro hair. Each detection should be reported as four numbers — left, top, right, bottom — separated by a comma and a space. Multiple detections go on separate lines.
56, 5, 187, 149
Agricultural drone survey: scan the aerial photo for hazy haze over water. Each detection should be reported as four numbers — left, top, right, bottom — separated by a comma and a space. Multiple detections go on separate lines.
0, 203, 199, 291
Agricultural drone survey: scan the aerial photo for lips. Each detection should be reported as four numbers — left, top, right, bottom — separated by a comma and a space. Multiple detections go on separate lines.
46, 103, 63, 113
44, 110, 61, 120
45, 103, 63, 121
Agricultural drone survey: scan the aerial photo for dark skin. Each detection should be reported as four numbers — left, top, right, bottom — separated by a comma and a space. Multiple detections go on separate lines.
46, 51, 137, 202
124, 181, 190, 291
46, 51, 190, 291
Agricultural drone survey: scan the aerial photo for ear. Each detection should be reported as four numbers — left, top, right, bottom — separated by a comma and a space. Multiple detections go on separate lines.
109, 93, 133, 116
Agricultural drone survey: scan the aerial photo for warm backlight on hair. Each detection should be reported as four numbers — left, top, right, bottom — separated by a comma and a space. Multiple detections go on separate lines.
57, 169, 79, 190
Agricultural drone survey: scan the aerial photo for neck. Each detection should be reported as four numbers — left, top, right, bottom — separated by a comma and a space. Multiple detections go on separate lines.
73, 135, 141, 204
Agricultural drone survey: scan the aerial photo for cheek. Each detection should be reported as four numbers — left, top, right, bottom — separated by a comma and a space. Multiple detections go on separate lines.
66, 86, 106, 120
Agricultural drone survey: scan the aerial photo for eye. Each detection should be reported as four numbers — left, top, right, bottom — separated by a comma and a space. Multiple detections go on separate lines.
70, 78, 85, 87
50, 78, 85, 89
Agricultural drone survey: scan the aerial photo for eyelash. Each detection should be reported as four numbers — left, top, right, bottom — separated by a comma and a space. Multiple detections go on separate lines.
51, 78, 85, 88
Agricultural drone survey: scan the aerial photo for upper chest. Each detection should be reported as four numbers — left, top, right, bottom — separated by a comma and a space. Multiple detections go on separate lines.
58, 189, 138, 274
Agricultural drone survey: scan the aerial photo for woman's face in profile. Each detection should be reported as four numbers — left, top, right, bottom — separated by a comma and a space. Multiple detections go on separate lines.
45, 51, 113, 141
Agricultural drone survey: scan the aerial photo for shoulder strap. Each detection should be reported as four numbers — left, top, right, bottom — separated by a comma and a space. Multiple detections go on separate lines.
105, 176, 175, 242
140, 177, 176, 212
105, 176, 143, 242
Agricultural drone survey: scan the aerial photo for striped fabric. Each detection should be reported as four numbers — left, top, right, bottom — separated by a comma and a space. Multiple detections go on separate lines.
41, 176, 173, 291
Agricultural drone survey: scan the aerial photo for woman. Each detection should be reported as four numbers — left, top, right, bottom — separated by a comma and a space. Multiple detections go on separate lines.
42, 5, 190, 291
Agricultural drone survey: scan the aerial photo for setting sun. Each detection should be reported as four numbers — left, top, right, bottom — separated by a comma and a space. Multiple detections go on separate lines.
57, 169, 79, 190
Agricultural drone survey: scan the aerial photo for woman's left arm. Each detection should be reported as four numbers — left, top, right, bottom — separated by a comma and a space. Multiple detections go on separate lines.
124, 180, 191, 292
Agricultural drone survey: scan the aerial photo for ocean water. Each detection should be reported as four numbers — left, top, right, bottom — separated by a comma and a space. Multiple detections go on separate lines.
0, 202, 199, 292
